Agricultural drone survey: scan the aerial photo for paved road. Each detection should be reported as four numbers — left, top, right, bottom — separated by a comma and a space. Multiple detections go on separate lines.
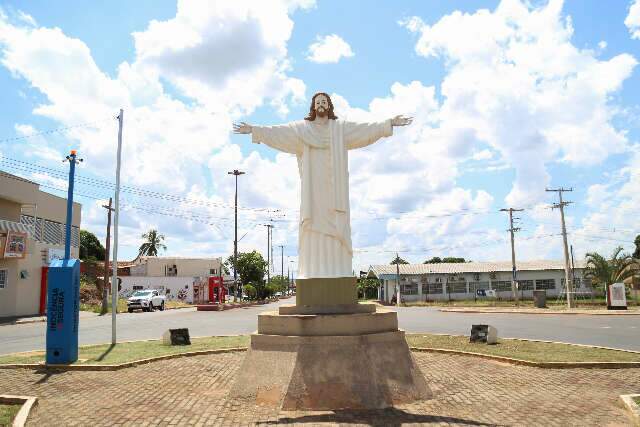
1, 298, 638, 354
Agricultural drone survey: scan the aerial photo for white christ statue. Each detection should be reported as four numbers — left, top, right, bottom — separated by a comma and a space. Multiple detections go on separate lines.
233, 92, 411, 279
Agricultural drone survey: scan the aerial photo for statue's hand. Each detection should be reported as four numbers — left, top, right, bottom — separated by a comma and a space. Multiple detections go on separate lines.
391, 115, 413, 127
233, 122, 252, 134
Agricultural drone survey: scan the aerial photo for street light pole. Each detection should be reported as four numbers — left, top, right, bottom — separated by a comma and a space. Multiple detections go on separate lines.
228, 169, 245, 301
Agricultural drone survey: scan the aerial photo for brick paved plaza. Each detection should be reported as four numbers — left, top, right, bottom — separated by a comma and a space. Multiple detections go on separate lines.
0, 351, 638, 426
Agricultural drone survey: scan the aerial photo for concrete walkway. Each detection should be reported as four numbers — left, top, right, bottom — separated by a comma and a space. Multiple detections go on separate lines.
1, 351, 638, 426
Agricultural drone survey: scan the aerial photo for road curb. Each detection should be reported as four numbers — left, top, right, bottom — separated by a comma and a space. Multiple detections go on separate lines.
0, 394, 38, 427
437, 308, 640, 315
620, 394, 640, 425
410, 346, 640, 369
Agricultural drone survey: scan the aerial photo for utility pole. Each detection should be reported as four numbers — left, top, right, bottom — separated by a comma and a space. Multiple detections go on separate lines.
263, 224, 274, 286
395, 252, 401, 308
228, 169, 245, 301
101, 198, 114, 315
500, 207, 523, 305
112, 109, 124, 345
546, 187, 574, 309
289, 259, 295, 295
279, 245, 284, 287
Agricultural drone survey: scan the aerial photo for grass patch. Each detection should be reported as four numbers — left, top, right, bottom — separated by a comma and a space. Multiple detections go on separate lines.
0, 403, 21, 426
634, 396, 640, 405
80, 298, 128, 314
165, 300, 193, 309
406, 334, 640, 363
2, 334, 638, 367
0, 335, 249, 366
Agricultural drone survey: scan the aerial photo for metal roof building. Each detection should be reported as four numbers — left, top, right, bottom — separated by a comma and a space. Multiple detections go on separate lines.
368, 260, 590, 303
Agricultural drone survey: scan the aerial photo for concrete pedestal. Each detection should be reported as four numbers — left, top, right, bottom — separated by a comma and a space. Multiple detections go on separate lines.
230, 329, 430, 410
229, 291, 431, 410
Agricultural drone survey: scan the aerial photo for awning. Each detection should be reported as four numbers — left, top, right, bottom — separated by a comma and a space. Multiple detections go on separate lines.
0, 219, 33, 238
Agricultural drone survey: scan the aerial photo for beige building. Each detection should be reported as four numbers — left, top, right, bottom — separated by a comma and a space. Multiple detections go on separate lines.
129, 256, 222, 277
120, 256, 223, 303
0, 171, 81, 318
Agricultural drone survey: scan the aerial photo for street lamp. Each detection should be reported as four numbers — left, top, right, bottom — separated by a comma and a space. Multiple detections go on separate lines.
228, 169, 245, 301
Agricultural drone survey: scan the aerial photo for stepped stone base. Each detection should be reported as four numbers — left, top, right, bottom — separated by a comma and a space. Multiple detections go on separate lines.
228, 276, 431, 410
279, 302, 376, 315
229, 330, 431, 410
258, 309, 397, 336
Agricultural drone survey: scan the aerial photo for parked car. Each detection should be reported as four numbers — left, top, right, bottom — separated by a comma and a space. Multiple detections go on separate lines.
127, 289, 166, 312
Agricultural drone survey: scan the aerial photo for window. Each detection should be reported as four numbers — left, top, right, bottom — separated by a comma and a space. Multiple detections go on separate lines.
468, 281, 490, 291
561, 278, 581, 287
132, 285, 143, 291
519, 280, 534, 291
535, 279, 556, 290
491, 281, 512, 292
209, 268, 217, 275
400, 284, 418, 295
581, 278, 593, 288
152, 291, 158, 297
448, 281, 467, 294
423, 282, 442, 294
0, 269, 6, 290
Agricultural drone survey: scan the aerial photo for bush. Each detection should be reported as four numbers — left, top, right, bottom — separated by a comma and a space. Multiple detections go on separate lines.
243, 283, 257, 300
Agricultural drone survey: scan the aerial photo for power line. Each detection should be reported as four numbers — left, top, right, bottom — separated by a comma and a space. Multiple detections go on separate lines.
0, 117, 116, 143
0, 157, 283, 213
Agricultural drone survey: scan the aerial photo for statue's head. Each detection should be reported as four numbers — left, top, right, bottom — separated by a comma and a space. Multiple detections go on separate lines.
304, 92, 338, 121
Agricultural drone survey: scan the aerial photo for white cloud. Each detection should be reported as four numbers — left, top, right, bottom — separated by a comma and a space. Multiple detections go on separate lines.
402, 0, 636, 207
16, 11, 36, 27
0, 2, 311, 260
306, 34, 354, 63
625, 0, 640, 39
131, 0, 310, 115
472, 149, 493, 161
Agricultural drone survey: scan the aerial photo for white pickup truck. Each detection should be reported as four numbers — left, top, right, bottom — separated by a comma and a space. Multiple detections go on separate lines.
127, 289, 166, 312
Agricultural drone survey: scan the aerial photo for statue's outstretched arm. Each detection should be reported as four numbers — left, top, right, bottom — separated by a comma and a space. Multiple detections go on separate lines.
233, 122, 252, 134
391, 115, 413, 127
234, 121, 301, 155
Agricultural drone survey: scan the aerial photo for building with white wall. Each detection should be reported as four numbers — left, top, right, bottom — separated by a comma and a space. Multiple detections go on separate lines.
369, 260, 589, 303
119, 256, 223, 304
0, 171, 81, 318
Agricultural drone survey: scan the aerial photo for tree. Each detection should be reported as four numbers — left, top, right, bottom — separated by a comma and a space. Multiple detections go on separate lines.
634, 234, 640, 259
225, 251, 268, 298
80, 230, 105, 261
424, 256, 466, 264
270, 275, 288, 294
243, 284, 257, 300
390, 255, 409, 265
358, 277, 379, 299
584, 247, 638, 298
138, 229, 167, 257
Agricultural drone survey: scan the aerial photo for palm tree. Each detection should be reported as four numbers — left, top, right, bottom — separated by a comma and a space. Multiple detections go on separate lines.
138, 229, 167, 256
584, 247, 638, 298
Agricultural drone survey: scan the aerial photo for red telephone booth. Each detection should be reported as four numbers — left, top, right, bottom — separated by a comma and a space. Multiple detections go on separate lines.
208, 276, 224, 303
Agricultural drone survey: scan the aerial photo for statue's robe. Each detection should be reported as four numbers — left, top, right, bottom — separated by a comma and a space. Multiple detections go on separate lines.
252, 119, 393, 278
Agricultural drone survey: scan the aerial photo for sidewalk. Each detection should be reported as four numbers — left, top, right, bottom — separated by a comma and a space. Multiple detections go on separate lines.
0, 311, 99, 326
438, 306, 640, 315
1, 350, 637, 425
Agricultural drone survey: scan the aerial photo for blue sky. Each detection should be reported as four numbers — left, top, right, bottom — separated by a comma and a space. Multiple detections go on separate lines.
1, 0, 639, 273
